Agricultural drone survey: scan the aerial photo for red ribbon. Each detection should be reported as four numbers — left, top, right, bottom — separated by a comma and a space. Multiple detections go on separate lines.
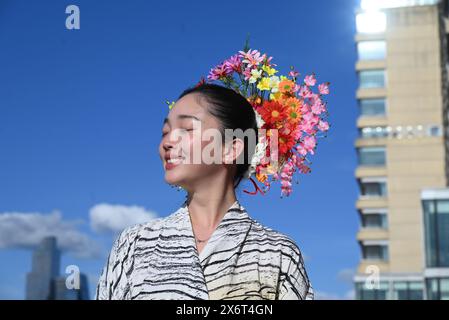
243, 177, 265, 195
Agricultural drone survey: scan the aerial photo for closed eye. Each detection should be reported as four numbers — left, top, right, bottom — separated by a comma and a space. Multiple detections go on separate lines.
161, 128, 193, 137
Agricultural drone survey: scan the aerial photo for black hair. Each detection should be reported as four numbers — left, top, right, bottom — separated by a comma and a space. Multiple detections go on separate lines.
177, 83, 258, 189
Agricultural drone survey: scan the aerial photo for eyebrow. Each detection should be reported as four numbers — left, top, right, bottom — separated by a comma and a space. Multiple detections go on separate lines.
163, 114, 201, 125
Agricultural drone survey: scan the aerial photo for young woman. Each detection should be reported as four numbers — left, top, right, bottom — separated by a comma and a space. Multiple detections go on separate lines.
96, 84, 314, 300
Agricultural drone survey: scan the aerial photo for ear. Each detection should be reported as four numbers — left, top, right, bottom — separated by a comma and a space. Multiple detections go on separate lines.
222, 138, 245, 165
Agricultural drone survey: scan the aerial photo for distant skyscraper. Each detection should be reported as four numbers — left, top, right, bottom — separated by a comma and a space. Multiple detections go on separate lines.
25, 236, 89, 300
26, 236, 60, 300
353, 0, 449, 299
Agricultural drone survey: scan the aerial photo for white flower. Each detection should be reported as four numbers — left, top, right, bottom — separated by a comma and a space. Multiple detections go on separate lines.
269, 75, 280, 93
249, 69, 262, 84
243, 111, 267, 179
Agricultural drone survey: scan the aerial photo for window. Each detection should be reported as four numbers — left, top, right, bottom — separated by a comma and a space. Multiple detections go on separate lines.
362, 244, 388, 260
358, 147, 386, 166
356, 282, 389, 300
393, 282, 424, 300
357, 41, 386, 60
360, 181, 387, 197
428, 125, 442, 137
360, 126, 389, 139
359, 98, 386, 116
423, 199, 449, 267
359, 70, 385, 88
426, 278, 449, 300
362, 213, 388, 229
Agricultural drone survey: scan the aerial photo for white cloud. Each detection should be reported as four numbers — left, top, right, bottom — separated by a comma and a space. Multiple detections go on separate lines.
0, 210, 101, 259
89, 203, 158, 234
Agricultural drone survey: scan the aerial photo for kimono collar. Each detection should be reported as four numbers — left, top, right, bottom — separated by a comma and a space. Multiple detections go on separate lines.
168, 199, 253, 264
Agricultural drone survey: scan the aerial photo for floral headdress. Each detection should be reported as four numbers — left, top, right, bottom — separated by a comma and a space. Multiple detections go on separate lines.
166, 44, 330, 197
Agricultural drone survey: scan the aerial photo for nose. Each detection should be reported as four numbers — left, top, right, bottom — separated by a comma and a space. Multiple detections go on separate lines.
163, 139, 173, 151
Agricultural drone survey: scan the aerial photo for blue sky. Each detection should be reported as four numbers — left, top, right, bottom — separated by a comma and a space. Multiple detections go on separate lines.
0, 0, 360, 299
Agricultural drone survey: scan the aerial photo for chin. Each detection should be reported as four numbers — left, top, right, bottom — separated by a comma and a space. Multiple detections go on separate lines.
164, 168, 187, 186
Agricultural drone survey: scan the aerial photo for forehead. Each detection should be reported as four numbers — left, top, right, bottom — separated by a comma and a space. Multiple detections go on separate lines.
165, 93, 202, 120
164, 93, 221, 128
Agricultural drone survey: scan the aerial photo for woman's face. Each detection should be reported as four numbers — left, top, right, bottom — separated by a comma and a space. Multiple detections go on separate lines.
159, 93, 233, 190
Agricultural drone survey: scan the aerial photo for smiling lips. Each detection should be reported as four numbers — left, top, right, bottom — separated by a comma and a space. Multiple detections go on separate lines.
164, 156, 184, 170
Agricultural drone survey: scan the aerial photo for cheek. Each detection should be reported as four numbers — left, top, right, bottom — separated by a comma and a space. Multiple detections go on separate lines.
183, 132, 217, 163
158, 140, 165, 159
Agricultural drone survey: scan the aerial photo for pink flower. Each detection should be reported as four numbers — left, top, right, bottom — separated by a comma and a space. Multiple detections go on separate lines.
303, 136, 316, 154
224, 54, 242, 73
318, 82, 330, 95
302, 111, 319, 124
318, 120, 330, 131
281, 180, 292, 188
238, 49, 264, 67
304, 73, 317, 86
242, 66, 253, 81
297, 162, 311, 174
207, 62, 232, 81
299, 85, 313, 98
293, 83, 301, 92
311, 101, 326, 115
296, 144, 307, 156
289, 69, 299, 78
300, 103, 310, 114
299, 112, 319, 135
261, 53, 276, 67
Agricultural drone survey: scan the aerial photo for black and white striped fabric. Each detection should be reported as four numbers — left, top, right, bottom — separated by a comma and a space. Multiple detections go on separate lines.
96, 200, 314, 300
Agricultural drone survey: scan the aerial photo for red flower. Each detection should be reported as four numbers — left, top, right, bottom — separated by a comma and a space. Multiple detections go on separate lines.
258, 100, 287, 125
195, 77, 207, 88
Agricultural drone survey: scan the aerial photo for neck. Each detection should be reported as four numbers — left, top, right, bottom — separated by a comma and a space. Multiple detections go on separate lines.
186, 173, 237, 230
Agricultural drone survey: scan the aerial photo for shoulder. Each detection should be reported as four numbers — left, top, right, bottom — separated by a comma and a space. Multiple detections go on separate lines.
248, 218, 304, 258
96, 206, 186, 299
246, 219, 313, 300
112, 203, 190, 254
112, 206, 185, 252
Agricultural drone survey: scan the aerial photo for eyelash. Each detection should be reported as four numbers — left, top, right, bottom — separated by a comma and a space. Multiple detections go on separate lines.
161, 128, 193, 137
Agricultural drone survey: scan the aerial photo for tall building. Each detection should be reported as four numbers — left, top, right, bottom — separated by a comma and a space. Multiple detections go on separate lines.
421, 188, 449, 299
26, 237, 60, 300
25, 236, 89, 300
353, 0, 449, 299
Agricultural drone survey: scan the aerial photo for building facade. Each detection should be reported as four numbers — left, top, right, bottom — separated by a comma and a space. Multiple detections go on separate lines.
25, 236, 89, 300
353, 0, 449, 299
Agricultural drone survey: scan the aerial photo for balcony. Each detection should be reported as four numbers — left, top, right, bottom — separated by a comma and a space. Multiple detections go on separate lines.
357, 260, 390, 274
357, 228, 389, 242
356, 197, 389, 209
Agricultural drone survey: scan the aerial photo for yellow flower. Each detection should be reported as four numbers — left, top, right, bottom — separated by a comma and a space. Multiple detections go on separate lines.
257, 77, 271, 91
166, 100, 175, 109
269, 91, 282, 101
262, 65, 278, 76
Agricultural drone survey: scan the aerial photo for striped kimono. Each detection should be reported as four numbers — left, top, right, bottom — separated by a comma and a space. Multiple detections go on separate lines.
96, 200, 314, 300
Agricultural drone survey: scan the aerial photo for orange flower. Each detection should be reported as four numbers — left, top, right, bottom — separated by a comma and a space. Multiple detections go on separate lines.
256, 172, 268, 183
284, 96, 301, 109
284, 97, 302, 123
278, 79, 295, 94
